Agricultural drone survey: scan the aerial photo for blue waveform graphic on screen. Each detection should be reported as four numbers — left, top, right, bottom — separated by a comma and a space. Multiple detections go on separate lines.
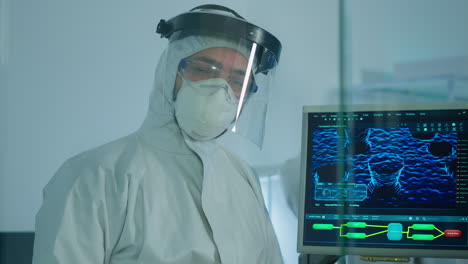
310, 128, 457, 208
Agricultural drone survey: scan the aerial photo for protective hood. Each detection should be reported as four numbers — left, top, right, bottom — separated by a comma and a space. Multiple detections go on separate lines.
138, 35, 250, 152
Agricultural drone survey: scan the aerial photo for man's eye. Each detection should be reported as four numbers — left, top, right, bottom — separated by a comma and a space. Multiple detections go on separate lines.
231, 81, 243, 89
192, 65, 219, 76
192, 66, 210, 73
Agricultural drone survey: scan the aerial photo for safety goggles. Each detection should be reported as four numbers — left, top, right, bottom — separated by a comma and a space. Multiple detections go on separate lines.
178, 58, 258, 98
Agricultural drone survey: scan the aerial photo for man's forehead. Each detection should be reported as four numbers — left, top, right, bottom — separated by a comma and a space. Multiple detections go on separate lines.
190, 47, 248, 65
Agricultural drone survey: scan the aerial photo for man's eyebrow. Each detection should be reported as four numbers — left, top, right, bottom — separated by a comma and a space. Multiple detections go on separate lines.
192, 56, 222, 68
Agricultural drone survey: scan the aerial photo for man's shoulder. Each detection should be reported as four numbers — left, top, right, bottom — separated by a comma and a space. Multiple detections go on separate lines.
46, 133, 144, 194
66, 133, 140, 169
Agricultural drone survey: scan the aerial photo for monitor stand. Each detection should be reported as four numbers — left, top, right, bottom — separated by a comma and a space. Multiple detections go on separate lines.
299, 254, 427, 264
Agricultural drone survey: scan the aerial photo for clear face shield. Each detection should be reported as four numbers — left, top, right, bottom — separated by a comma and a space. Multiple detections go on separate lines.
157, 5, 281, 148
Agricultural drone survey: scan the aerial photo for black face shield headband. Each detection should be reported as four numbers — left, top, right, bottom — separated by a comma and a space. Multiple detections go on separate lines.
156, 6, 282, 75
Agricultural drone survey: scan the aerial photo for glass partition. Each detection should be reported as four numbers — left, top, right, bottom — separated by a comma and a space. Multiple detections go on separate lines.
336, 0, 467, 260
297, 1, 468, 262
342, 0, 468, 105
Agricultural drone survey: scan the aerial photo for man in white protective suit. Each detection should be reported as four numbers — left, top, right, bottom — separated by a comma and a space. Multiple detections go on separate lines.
32, 4, 284, 264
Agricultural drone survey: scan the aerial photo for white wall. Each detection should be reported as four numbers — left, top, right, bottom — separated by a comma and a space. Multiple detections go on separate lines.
2, 0, 160, 231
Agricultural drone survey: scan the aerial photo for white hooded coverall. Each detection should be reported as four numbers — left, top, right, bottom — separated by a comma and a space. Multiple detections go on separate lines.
32, 35, 284, 263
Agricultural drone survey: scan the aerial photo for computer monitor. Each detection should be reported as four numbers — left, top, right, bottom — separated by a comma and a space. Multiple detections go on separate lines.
297, 102, 468, 258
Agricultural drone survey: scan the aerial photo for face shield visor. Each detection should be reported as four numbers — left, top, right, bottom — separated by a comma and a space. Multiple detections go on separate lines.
157, 5, 282, 149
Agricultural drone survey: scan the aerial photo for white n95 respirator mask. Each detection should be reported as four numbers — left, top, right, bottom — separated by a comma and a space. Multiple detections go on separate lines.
174, 77, 238, 141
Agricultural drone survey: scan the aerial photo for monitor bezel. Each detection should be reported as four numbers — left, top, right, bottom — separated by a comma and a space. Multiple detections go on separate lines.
297, 102, 468, 258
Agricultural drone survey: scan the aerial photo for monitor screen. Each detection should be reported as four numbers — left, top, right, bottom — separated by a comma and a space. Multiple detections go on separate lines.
297, 103, 468, 258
